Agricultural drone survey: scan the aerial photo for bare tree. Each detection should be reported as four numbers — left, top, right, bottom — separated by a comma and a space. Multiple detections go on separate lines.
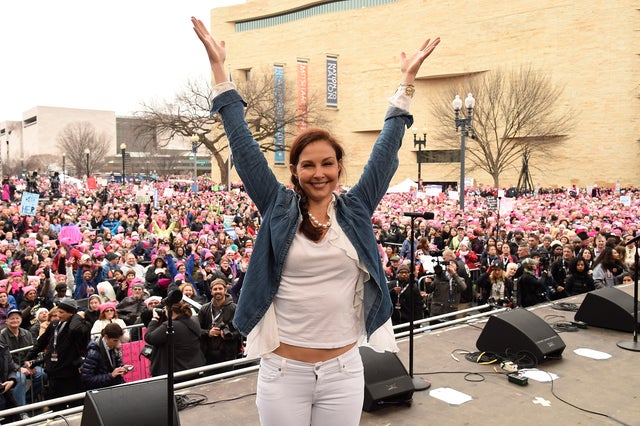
135, 72, 327, 185
56, 122, 111, 177
25, 154, 60, 174
431, 65, 573, 187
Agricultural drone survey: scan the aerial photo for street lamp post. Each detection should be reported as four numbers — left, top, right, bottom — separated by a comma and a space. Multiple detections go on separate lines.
412, 127, 427, 191
190, 135, 200, 193
452, 93, 475, 212
120, 143, 127, 184
84, 148, 90, 178
62, 153, 66, 184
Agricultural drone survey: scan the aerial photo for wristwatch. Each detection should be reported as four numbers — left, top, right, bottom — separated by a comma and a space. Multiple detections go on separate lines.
400, 84, 415, 97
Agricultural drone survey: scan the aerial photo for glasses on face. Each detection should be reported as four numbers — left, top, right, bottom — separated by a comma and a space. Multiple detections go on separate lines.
133, 288, 144, 291
104, 309, 115, 313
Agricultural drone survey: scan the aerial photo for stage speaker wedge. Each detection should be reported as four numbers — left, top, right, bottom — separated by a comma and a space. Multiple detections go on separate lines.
359, 346, 414, 412
81, 378, 180, 426
575, 287, 639, 332
476, 308, 566, 363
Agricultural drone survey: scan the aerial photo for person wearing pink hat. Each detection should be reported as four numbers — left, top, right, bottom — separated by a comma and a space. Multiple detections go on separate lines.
51, 239, 84, 274
17, 285, 41, 328
90, 302, 130, 343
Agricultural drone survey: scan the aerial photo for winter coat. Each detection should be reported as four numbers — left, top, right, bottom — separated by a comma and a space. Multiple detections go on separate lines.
198, 297, 241, 363
26, 314, 91, 379
144, 315, 205, 377
80, 339, 125, 390
425, 272, 467, 316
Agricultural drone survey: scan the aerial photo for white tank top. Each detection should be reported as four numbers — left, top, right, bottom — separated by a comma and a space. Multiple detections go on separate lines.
274, 227, 361, 348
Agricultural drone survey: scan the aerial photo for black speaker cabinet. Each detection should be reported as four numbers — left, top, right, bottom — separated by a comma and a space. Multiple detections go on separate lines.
359, 346, 414, 412
574, 287, 639, 332
476, 308, 566, 363
81, 378, 180, 426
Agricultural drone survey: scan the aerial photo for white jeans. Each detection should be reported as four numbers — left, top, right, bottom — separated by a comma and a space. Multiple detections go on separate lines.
256, 345, 364, 426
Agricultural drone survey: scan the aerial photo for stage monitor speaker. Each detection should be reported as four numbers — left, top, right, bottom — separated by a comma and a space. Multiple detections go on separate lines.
359, 346, 414, 412
574, 287, 639, 332
476, 308, 566, 363
81, 378, 180, 426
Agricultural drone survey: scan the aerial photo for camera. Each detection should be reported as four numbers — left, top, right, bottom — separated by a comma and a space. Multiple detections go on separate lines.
153, 307, 167, 320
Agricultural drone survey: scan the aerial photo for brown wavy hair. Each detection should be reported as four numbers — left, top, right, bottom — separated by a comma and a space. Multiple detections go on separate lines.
289, 128, 344, 242
170, 301, 192, 318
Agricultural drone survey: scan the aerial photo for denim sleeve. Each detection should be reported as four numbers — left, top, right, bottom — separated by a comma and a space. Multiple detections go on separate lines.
211, 90, 281, 213
347, 106, 413, 215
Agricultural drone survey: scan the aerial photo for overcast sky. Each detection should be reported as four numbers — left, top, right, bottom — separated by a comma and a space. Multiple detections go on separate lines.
0, 0, 245, 121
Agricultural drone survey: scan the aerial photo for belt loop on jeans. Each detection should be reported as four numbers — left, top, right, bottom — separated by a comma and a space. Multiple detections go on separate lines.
280, 357, 287, 375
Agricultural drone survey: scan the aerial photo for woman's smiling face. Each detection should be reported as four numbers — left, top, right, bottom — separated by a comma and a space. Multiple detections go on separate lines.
290, 140, 341, 203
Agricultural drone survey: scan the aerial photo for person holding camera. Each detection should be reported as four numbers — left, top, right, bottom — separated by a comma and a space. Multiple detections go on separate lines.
517, 258, 548, 307
144, 301, 204, 378
475, 260, 515, 307
81, 323, 130, 390
424, 260, 467, 318
198, 279, 241, 366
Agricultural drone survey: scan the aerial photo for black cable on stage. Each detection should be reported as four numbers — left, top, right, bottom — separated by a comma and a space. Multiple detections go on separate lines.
551, 302, 579, 312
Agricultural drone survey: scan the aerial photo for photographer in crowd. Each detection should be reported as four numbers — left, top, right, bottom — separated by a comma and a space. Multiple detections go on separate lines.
424, 260, 466, 320
517, 258, 548, 307
198, 279, 241, 367
475, 260, 515, 307
144, 301, 204, 378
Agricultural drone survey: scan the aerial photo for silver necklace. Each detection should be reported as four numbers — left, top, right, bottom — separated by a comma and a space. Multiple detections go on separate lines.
307, 211, 331, 229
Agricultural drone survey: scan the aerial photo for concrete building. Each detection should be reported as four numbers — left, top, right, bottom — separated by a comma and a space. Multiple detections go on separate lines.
211, 0, 640, 189
0, 108, 209, 179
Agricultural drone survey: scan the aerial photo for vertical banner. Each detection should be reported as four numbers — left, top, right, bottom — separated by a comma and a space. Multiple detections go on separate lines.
326, 56, 338, 107
297, 60, 308, 132
274, 65, 285, 165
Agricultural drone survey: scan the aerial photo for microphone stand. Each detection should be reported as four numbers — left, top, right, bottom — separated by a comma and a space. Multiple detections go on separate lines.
164, 290, 183, 426
495, 195, 502, 240
404, 212, 433, 391
617, 231, 640, 351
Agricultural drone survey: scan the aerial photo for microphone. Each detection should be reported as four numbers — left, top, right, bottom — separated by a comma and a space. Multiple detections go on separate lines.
403, 211, 435, 219
162, 289, 183, 306
626, 233, 640, 246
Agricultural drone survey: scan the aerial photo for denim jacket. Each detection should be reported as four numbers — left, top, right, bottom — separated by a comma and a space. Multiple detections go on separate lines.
211, 90, 413, 339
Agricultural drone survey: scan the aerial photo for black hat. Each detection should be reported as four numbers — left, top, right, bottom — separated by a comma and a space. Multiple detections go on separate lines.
57, 298, 78, 314
7, 308, 21, 318
106, 253, 120, 261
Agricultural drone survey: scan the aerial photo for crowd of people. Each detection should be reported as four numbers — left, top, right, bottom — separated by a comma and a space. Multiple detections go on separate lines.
0, 162, 637, 419
0, 172, 635, 418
